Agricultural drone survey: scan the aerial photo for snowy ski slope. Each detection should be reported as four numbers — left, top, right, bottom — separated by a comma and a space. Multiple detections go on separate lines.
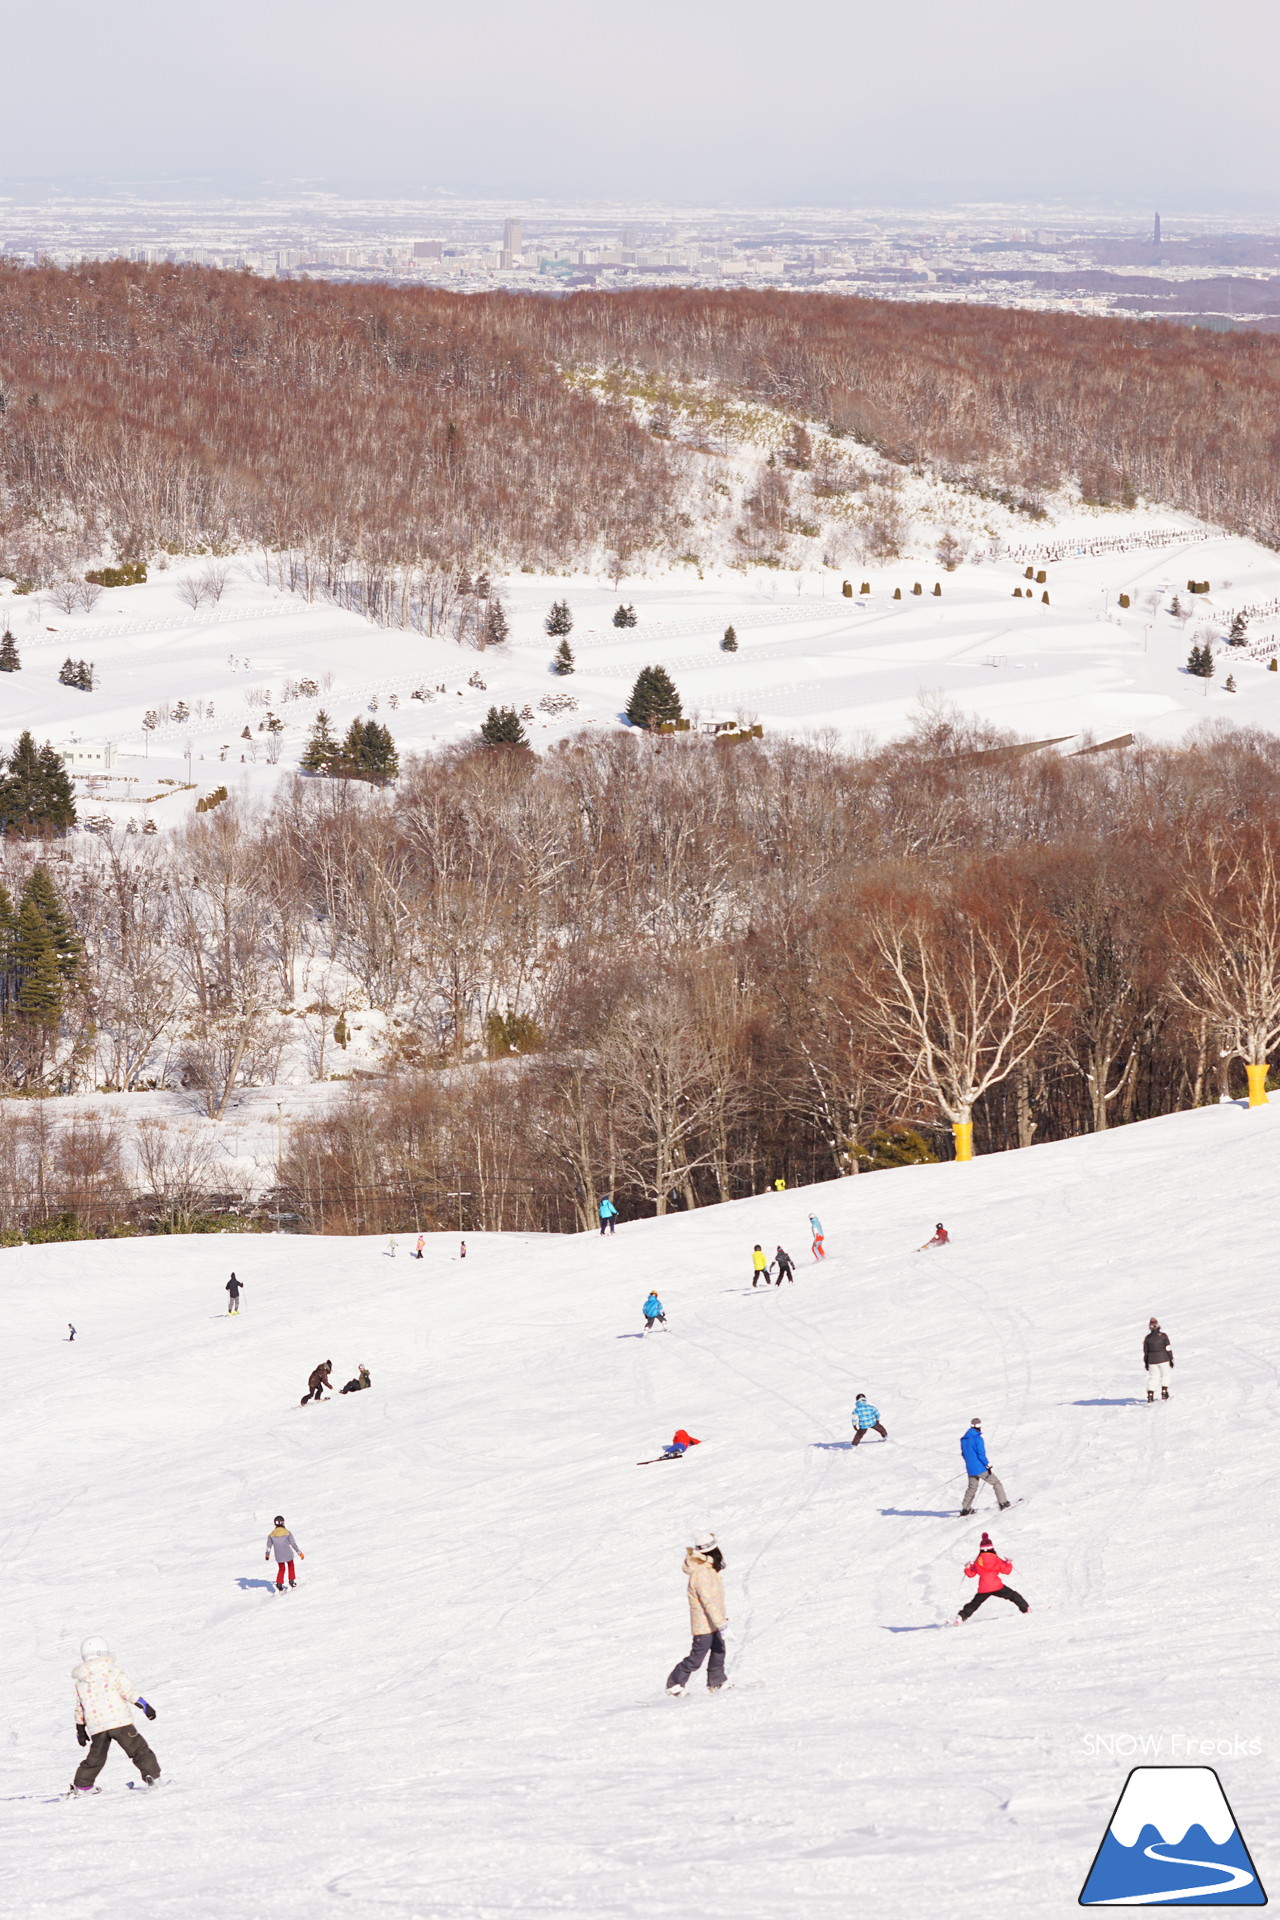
0, 1100, 1276, 1918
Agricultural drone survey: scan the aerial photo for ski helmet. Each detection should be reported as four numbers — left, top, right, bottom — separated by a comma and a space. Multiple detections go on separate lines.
80, 1637, 111, 1661
274, 1515, 285, 1526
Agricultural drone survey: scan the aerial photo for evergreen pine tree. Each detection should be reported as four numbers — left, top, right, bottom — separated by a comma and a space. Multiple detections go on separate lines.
1229, 611, 1249, 646
12, 895, 64, 1033
552, 637, 575, 675
0, 629, 20, 672
544, 599, 573, 637
485, 598, 509, 645
1186, 642, 1215, 679
339, 718, 399, 784
58, 657, 78, 688
626, 665, 682, 730
612, 603, 637, 628
301, 709, 339, 774
21, 866, 81, 979
0, 883, 15, 1016
35, 743, 77, 832
480, 705, 529, 748
720, 625, 738, 652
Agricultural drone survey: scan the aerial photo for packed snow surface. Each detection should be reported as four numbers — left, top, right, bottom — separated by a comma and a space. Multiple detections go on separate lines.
1, 1100, 1276, 1917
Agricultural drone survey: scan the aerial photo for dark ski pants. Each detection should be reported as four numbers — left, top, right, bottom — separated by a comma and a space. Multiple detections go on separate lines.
301, 1385, 326, 1403
774, 1266, 794, 1285
275, 1559, 296, 1589
600, 1218, 615, 1235
73, 1723, 160, 1790
959, 1468, 1008, 1514
959, 1586, 1028, 1621
851, 1423, 887, 1444
667, 1629, 726, 1691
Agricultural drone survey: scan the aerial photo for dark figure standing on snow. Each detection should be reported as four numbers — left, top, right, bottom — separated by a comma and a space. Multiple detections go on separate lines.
70, 1637, 160, 1794
958, 1532, 1030, 1622
340, 1364, 371, 1395
68, 1324, 76, 1342
666, 1534, 728, 1694
266, 1516, 305, 1590
226, 1273, 243, 1314
642, 1292, 667, 1334
851, 1394, 887, 1444
301, 1361, 332, 1404
599, 1195, 618, 1236
958, 1418, 1011, 1515
1144, 1318, 1174, 1402
772, 1246, 795, 1285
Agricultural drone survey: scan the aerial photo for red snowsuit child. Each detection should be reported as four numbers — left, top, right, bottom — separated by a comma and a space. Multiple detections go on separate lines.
959, 1534, 1030, 1621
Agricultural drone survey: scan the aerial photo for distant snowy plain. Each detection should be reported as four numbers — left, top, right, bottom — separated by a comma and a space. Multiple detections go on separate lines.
1, 1099, 1275, 1917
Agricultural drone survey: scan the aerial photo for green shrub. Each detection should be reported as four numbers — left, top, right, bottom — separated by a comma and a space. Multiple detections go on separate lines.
85, 560, 147, 588
854, 1127, 940, 1173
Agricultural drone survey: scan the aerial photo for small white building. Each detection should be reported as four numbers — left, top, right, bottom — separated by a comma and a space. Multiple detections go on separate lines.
59, 742, 117, 770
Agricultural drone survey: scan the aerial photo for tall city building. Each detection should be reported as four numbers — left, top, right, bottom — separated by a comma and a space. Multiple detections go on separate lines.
503, 218, 523, 256
1153, 211, 1161, 246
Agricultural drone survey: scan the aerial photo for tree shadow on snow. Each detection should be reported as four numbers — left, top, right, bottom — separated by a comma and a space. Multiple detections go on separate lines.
879, 1507, 956, 1519
236, 1578, 277, 1591
1072, 1397, 1143, 1406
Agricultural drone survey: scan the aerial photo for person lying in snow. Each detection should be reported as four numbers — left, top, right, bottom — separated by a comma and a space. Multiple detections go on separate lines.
662, 1429, 701, 1457
340, 1365, 371, 1394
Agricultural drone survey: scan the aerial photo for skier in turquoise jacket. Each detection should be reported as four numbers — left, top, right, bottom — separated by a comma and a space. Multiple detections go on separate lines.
599, 1196, 618, 1236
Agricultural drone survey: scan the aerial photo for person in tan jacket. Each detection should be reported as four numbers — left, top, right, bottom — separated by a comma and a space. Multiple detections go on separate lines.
666, 1533, 728, 1694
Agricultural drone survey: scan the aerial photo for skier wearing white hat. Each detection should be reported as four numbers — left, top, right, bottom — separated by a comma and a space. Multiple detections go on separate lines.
666, 1533, 728, 1695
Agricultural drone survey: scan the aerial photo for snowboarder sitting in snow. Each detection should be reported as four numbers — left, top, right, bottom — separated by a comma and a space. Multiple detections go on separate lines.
1144, 1317, 1174, 1402
265, 1515, 305, 1591
662, 1428, 701, 1458
851, 1394, 887, 1445
958, 1417, 1012, 1515
301, 1361, 332, 1405
666, 1533, 728, 1694
643, 1292, 667, 1333
340, 1364, 371, 1394
772, 1245, 795, 1285
958, 1533, 1030, 1621
70, 1637, 160, 1794
751, 1244, 769, 1287
922, 1222, 950, 1249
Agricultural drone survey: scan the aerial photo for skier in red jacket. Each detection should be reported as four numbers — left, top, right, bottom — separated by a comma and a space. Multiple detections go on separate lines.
921, 1222, 950, 1249
958, 1533, 1030, 1621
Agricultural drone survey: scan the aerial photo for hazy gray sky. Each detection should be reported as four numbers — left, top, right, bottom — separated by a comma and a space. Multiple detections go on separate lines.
7, 0, 1278, 206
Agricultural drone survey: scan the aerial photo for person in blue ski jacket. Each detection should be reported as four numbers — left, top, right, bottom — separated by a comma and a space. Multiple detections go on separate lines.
959, 1418, 1011, 1515
851, 1394, 887, 1445
642, 1292, 667, 1334
599, 1196, 618, 1236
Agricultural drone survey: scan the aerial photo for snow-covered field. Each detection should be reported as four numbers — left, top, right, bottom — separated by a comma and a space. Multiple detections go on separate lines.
2, 1099, 1274, 1917
5, 505, 1280, 830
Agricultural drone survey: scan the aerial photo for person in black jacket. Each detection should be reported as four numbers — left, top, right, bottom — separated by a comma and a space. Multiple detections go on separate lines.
226, 1273, 243, 1315
1144, 1318, 1174, 1402
772, 1246, 795, 1285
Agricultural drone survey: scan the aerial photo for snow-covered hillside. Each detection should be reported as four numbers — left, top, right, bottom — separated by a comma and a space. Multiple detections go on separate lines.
2, 1099, 1275, 1917
4, 504, 1280, 834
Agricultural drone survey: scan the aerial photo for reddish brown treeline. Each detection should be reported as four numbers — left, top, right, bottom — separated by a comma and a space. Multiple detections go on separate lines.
3, 267, 1280, 581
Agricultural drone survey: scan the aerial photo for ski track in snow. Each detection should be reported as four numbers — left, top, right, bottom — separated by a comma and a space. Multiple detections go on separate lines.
0, 1103, 1278, 1916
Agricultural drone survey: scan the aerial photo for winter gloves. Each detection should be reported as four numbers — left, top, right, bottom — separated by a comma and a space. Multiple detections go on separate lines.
136, 1699, 157, 1720
76, 1724, 89, 1747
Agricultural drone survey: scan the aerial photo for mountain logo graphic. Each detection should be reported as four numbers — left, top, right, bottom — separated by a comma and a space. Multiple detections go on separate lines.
1079, 1766, 1266, 1905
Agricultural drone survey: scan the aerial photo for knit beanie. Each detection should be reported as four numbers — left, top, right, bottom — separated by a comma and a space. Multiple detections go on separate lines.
979, 1533, 994, 1551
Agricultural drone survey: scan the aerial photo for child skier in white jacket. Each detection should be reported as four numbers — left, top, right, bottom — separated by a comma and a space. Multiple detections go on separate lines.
70, 1638, 160, 1794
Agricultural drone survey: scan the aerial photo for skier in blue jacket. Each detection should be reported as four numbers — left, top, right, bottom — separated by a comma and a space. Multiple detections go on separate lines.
642, 1292, 667, 1334
851, 1395, 887, 1445
599, 1196, 618, 1236
959, 1418, 1011, 1515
